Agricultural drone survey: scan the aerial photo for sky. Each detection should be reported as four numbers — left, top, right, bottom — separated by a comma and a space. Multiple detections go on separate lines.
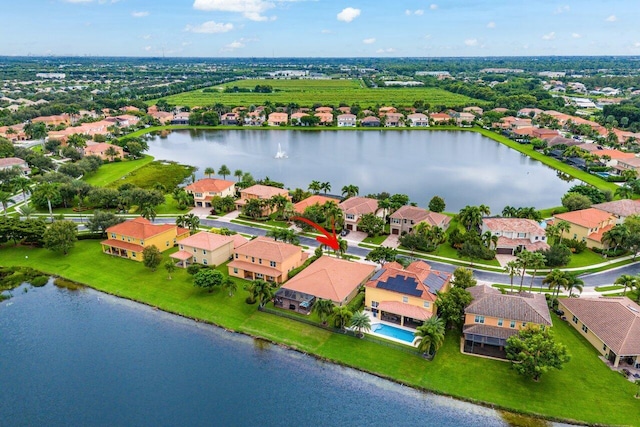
2, 0, 640, 57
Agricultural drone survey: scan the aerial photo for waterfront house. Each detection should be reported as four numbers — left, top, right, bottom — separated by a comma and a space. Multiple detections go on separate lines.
615, 157, 640, 175
592, 199, 640, 224
151, 111, 174, 124
429, 112, 451, 124
274, 256, 375, 313
0, 157, 30, 175
406, 113, 429, 127
268, 112, 288, 126
389, 206, 450, 235
185, 178, 236, 208
463, 106, 484, 116
558, 297, 640, 368
337, 114, 357, 127
244, 111, 264, 126
463, 285, 552, 359
32, 114, 70, 126
228, 236, 307, 283
101, 217, 189, 262
481, 218, 549, 255
171, 112, 190, 125
378, 106, 397, 115
518, 108, 544, 118
365, 261, 451, 328
453, 112, 475, 126
532, 128, 560, 139
553, 208, 617, 249
290, 112, 309, 126
220, 112, 239, 125
315, 106, 333, 114
315, 112, 334, 125
339, 196, 380, 232
383, 113, 404, 127
82, 142, 124, 161
170, 231, 248, 268
235, 184, 291, 216
360, 116, 381, 127
293, 194, 336, 215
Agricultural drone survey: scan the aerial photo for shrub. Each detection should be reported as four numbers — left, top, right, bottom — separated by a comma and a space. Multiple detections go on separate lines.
347, 290, 365, 312
561, 238, 587, 254
187, 264, 204, 275
30, 276, 50, 287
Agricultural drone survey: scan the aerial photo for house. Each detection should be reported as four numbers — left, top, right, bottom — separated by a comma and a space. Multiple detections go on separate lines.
383, 113, 404, 127
31, 114, 70, 126
228, 236, 307, 283
378, 106, 396, 115
170, 231, 248, 268
315, 106, 333, 114
337, 114, 357, 127
339, 196, 380, 231
463, 106, 484, 116
553, 208, 617, 249
171, 112, 190, 125
101, 217, 190, 262
274, 256, 375, 313
151, 111, 174, 125
389, 206, 450, 235
293, 194, 337, 215
481, 218, 549, 255
406, 113, 429, 127
454, 112, 475, 126
268, 112, 288, 126
429, 112, 451, 124
360, 116, 381, 127
532, 128, 560, 139
235, 184, 290, 216
592, 199, 640, 224
0, 157, 30, 175
463, 285, 552, 358
185, 178, 236, 208
337, 106, 352, 114
244, 111, 265, 126
615, 157, 640, 175
220, 112, 239, 125
365, 261, 451, 328
290, 112, 309, 126
82, 142, 124, 161
518, 108, 544, 118
314, 112, 334, 125
559, 297, 640, 368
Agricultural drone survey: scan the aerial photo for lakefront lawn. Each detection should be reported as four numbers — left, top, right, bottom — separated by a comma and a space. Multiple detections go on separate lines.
1, 241, 638, 426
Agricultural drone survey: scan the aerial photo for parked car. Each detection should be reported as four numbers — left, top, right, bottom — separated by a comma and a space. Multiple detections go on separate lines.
554, 309, 565, 316
622, 368, 631, 377
340, 229, 349, 237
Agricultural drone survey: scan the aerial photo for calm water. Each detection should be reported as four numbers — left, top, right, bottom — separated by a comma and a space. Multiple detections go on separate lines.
148, 129, 574, 212
0, 282, 506, 427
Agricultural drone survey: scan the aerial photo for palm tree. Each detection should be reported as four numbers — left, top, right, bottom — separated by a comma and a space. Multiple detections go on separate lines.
204, 167, 215, 178
602, 224, 630, 253
270, 194, 289, 219
504, 260, 519, 286
350, 311, 371, 338
502, 206, 517, 217
234, 169, 243, 181
543, 269, 569, 299
308, 180, 321, 194
556, 220, 571, 243
184, 213, 200, 233
331, 305, 353, 331
341, 184, 359, 199
247, 279, 275, 308
614, 274, 637, 296
0, 191, 16, 217
18, 203, 35, 219
11, 176, 31, 199
140, 205, 157, 222
337, 237, 348, 258
545, 224, 560, 245
566, 274, 584, 297
104, 146, 120, 162
222, 277, 237, 297
320, 181, 331, 194
38, 182, 59, 223
218, 164, 231, 180
527, 251, 547, 292
516, 250, 535, 292
312, 299, 335, 325
615, 184, 634, 199
457, 205, 484, 232
414, 316, 445, 358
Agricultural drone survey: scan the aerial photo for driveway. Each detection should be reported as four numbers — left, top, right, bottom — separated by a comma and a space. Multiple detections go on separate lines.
495, 254, 517, 268
381, 234, 400, 248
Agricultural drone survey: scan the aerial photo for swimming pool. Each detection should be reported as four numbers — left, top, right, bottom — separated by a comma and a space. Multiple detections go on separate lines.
594, 171, 611, 178
371, 324, 416, 344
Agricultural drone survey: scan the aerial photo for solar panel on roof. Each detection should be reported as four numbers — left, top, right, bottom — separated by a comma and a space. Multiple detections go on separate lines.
423, 273, 446, 293
370, 270, 384, 281
377, 276, 423, 297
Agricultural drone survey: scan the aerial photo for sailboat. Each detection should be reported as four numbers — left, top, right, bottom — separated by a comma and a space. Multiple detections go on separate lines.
274, 143, 288, 159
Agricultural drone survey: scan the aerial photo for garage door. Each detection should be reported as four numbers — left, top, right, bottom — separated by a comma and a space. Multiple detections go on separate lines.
391, 228, 399, 235
496, 248, 513, 255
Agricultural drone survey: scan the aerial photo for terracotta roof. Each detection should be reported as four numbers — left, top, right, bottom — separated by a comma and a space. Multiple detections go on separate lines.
407, 113, 428, 120
390, 206, 450, 227
0, 157, 27, 168
293, 195, 336, 214
554, 208, 615, 229
315, 112, 333, 123
429, 113, 450, 120
337, 114, 356, 120
465, 285, 552, 325
617, 157, 640, 168
234, 236, 302, 262
178, 231, 235, 251
185, 178, 235, 194
170, 250, 193, 261
483, 218, 545, 235
592, 199, 640, 218
339, 197, 379, 215
83, 142, 122, 154
101, 239, 144, 252
228, 260, 283, 278
467, 284, 501, 300
592, 149, 636, 160
366, 261, 451, 302
268, 112, 288, 121
560, 297, 640, 355
588, 224, 614, 243
241, 185, 289, 199
463, 324, 519, 340
495, 237, 550, 252
361, 116, 380, 123
279, 256, 375, 304
378, 301, 432, 320
230, 234, 249, 248
105, 217, 178, 240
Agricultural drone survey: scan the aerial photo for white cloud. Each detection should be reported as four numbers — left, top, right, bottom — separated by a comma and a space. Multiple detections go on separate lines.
63, 0, 93, 3
430, 4, 438, 10
405, 9, 411, 16
220, 37, 258, 52
337, 7, 360, 22
553, 5, 570, 14
185, 21, 234, 33
226, 41, 245, 49
193, 0, 275, 21
542, 31, 556, 40
424, 34, 431, 40
142, 34, 152, 40
363, 38, 376, 44
376, 48, 396, 53
144, 46, 152, 51
182, 42, 192, 46
320, 29, 332, 34
605, 14, 617, 22
572, 33, 582, 38
405, 9, 424, 16
487, 21, 495, 29
131, 11, 149, 18
634, 42, 640, 48
464, 38, 478, 47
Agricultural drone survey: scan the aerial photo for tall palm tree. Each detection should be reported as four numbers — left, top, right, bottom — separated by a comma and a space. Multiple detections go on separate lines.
378, 198, 392, 224
614, 274, 637, 296
457, 205, 484, 232
320, 181, 331, 194
331, 305, 353, 331
140, 205, 157, 222
545, 224, 560, 245
528, 252, 547, 292
308, 180, 321, 194
543, 269, 569, 299
11, 176, 31, 200
0, 191, 15, 217
516, 250, 535, 292
218, 164, 231, 180
337, 237, 348, 258
414, 316, 445, 358
502, 205, 517, 217
556, 220, 571, 243
602, 224, 630, 253
312, 299, 335, 325
504, 260, 519, 286
222, 277, 237, 297
18, 203, 35, 219
185, 213, 200, 233
341, 184, 359, 199
37, 182, 59, 223
234, 169, 243, 181
204, 167, 215, 178
566, 274, 584, 297
270, 194, 289, 219
247, 279, 275, 308
350, 311, 371, 338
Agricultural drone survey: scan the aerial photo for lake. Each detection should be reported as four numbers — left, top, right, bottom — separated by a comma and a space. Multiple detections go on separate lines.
147, 129, 575, 213
0, 282, 507, 427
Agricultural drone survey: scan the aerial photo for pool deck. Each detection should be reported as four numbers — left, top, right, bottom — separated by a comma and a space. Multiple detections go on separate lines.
362, 311, 418, 347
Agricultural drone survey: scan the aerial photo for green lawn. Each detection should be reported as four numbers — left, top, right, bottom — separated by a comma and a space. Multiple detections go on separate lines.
2, 241, 638, 425
362, 235, 388, 245
152, 79, 486, 109
104, 160, 195, 191
83, 156, 154, 187
565, 249, 610, 268
594, 285, 624, 292
492, 284, 555, 293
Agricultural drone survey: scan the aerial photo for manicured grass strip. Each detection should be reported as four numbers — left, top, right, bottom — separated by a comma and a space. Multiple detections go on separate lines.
1, 242, 639, 425
105, 160, 195, 191
565, 249, 610, 268
362, 235, 388, 245
594, 285, 624, 292
492, 284, 555, 293
83, 156, 154, 187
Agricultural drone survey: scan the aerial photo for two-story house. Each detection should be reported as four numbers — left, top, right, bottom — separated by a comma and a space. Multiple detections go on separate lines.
228, 236, 307, 283
463, 285, 552, 358
101, 217, 190, 262
268, 112, 288, 126
453, 111, 475, 126
553, 208, 617, 249
389, 206, 450, 235
235, 184, 291, 216
481, 218, 549, 255
383, 113, 404, 127
339, 196, 380, 232
220, 112, 239, 125
365, 261, 451, 328
82, 142, 124, 161
337, 114, 357, 127
170, 231, 248, 268
185, 178, 236, 208
406, 113, 429, 127
592, 199, 640, 224
0, 157, 31, 175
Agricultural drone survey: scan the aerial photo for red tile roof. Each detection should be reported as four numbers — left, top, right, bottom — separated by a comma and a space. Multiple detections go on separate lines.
554, 208, 615, 229
390, 206, 450, 227
100, 239, 144, 252
185, 178, 235, 193
241, 185, 289, 199
366, 261, 451, 302
178, 231, 235, 251
339, 197, 379, 215
293, 195, 336, 214
378, 301, 432, 320
105, 217, 178, 240
234, 236, 302, 262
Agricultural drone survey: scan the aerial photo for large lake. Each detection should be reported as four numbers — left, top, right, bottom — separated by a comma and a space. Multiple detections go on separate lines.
148, 129, 575, 213
0, 282, 507, 427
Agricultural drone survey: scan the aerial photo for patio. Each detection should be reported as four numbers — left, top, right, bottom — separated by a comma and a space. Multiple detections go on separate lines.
600, 355, 640, 382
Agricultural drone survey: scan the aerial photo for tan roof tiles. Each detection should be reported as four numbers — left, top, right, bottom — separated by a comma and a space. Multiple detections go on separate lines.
105, 217, 178, 240
185, 178, 235, 193
466, 285, 552, 325
234, 236, 302, 262
554, 208, 615, 229
339, 197, 379, 215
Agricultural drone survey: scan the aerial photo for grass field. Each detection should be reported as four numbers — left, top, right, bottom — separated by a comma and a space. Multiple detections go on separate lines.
152, 78, 485, 109
1, 241, 638, 426
104, 160, 195, 191
83, 156, 154, 187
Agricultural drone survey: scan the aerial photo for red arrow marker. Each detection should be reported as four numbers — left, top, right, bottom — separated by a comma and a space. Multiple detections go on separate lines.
291, 216, 340, 251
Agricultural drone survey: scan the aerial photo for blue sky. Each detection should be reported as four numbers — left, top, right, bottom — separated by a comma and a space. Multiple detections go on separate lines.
2, 0, 639, 57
